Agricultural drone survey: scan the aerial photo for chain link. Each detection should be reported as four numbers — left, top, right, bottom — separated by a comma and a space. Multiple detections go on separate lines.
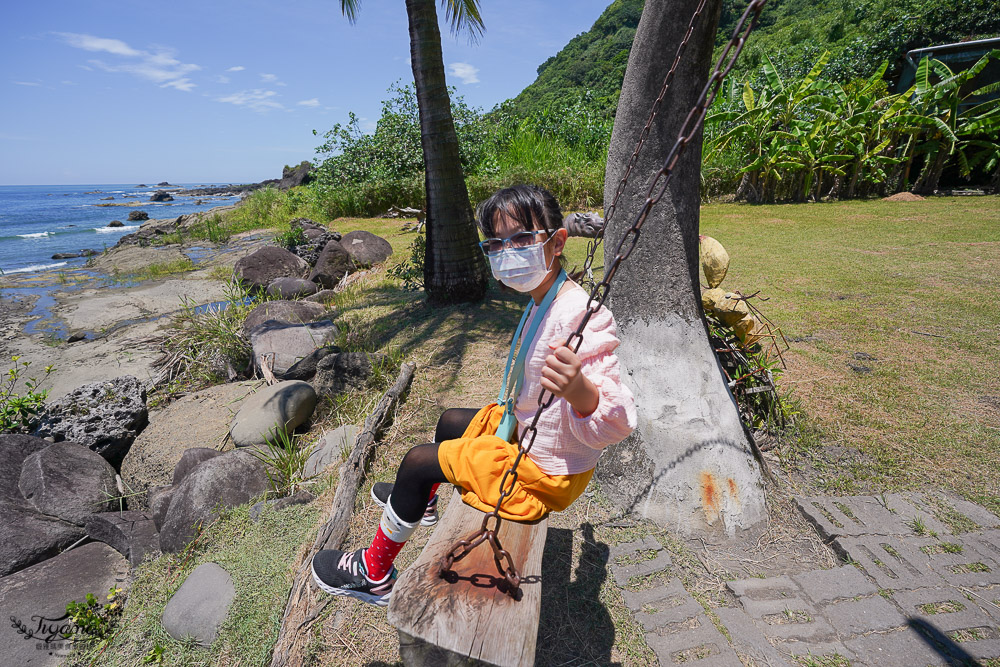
442, 0, 768, 596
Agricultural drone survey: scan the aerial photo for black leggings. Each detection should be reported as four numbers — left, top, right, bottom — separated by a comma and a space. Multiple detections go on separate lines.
388, 408, 480, 524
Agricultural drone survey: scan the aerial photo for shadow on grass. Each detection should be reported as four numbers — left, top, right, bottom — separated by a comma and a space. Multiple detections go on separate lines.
339, 283, 526, 395
537, 523, 619, 666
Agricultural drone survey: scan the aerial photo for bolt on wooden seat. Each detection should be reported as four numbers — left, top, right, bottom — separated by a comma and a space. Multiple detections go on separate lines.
387, 490, 547, 667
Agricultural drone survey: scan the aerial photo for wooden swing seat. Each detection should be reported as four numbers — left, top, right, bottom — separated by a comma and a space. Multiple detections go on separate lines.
387, 489, 547, 667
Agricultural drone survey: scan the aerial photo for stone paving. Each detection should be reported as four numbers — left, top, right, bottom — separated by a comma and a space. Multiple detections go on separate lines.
608, 492, 1000, 666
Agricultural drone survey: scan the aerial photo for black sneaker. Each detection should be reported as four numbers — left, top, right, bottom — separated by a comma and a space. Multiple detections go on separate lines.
370, 482, 439, 526
311, 548, 396, 606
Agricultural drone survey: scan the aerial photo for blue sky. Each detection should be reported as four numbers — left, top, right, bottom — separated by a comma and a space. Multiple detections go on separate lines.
2, 0, 611, 185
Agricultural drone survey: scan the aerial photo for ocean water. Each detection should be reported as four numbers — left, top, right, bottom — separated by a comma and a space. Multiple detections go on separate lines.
0, 183, 239, 275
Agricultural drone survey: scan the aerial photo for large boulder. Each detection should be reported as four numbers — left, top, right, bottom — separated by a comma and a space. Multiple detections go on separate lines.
150, 190, 174, 202
229, 381, 317, 448
242, 300, 328, 338
19, 441, 117, 526
287, 218, 342, 267
0, 543, 128, 666
161, 563, 235, 646
32, 375, 148, 467
172, 448, 224, 486
128, 210, 149, 221
312, 352, 384, 397
279, 161, 314, 190
158, 450, 269, 553
0, 434, 49, 501
250, 320, 339, 378
308, 240, 352, 289
282, 345, 340, 382
0, 499, 83, 577
234, 246, 309, 291
340, 230, 393, 268
84, 510, 160, 567
120, 383, 250, 507
266, 277, 319, 299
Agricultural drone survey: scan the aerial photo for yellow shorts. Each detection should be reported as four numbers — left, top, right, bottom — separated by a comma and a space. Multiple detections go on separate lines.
437, 403, 594, 522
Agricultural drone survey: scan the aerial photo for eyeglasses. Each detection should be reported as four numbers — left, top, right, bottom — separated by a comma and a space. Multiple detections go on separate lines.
479, 229, 556, 256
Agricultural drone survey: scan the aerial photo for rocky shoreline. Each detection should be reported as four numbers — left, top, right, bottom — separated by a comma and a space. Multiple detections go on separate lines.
0, 208, 398, 665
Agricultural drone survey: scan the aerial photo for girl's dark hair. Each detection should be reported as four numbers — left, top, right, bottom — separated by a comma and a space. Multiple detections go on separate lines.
475, 184, 563, 238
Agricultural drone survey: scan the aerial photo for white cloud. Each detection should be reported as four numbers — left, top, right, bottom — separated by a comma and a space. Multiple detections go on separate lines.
226, 66, 245, 72
55, 33, 140, 57
13, 81, 42, 87
57, 32, 199, 92
261, 73, 278, 82
297, 98, 320, 107
216, 88, 284, 112
448, 62, 480, 84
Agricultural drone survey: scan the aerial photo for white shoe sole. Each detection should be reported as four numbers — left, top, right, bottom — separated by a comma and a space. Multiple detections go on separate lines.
370, 486, 439, 527
311, 559, 391, 607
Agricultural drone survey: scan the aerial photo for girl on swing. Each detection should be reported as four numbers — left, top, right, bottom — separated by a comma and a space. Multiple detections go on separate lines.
312, 184, 637, 606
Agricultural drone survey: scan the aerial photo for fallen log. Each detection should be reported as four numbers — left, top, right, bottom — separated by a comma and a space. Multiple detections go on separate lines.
269, 361, 416, 667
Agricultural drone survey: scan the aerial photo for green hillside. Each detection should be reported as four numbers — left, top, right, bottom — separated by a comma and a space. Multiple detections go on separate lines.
513, 0, 1000, 118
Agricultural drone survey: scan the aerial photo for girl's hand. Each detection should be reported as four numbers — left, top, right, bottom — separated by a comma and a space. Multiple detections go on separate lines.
541, 340, 600, 417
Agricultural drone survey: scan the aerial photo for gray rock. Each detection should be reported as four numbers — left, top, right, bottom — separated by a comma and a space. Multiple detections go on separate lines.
312, 352, 384, 396
340, 230, 393, 268
161, 562, 235, 646
303, 424, 360, 477
172, 448, 223, 486
266, 277, 319, 299
229, 381, 318, 449
148, 485, 174, 531
308, 240, 352, 289
0, 499, 83, 577
282, 345, 340, 382
278, 161, 314, 190
242, 299, 328, 338
149, 190, 174, 202
19, 441, 117, 526
107, 219, 124, 228
159, 450, 269, 553
304, 289, 338, 305
234, 246, 309, 291
31, 375, 148, 467
251, 320, 339, 379
84, 510, 160, 567
249, 489, 315, 521
0, 542, 128, 666
128, 210, 149, 221
0, 434, 49, 501
120, 383, 248, 507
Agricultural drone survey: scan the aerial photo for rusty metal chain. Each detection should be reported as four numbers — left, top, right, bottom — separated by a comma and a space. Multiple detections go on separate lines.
442, 0, 768, 596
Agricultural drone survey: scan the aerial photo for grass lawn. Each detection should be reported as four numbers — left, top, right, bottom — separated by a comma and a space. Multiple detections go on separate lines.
699, 196, 1000, 513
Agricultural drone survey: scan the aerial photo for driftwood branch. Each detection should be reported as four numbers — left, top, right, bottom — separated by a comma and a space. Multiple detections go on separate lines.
269, 361, 416, 667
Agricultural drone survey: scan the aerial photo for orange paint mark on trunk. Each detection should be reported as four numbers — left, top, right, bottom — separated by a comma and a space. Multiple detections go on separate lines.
727, 477, 740, 509
700, 471, 720, 524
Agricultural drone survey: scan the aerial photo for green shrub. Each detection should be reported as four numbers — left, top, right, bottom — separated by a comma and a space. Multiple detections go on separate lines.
1, 356, 53, 432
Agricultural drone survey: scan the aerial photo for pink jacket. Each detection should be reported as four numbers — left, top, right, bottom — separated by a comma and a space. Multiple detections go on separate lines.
513, 282, 637, 475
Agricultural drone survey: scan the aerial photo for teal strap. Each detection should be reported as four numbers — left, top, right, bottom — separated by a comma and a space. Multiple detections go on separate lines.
495, 270, 567, 442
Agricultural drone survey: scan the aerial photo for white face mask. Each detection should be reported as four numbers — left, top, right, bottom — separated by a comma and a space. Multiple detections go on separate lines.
488, 237, 554, 292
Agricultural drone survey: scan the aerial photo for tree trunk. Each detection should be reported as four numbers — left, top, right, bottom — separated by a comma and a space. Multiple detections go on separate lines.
594, 0, 767, 537
406, 0, 489, 303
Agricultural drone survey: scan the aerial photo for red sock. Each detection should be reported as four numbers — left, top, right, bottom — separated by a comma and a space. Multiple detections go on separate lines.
363, 503, 417, 581
428, 483, 440, 502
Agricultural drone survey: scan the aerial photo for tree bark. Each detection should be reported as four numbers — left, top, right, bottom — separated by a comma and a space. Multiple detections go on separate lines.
594, 0, 767, 537
406, 0, 489, 304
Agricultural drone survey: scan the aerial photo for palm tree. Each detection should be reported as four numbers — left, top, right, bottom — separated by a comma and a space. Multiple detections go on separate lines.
339, 0, 490, 303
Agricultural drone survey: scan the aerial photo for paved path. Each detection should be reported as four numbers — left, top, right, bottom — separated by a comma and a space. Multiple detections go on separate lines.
609, 492, 1000, 666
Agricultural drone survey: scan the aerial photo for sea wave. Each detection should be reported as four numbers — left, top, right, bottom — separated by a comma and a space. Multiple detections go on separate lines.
18, 231, 52, 239
3, 261, 68, 275
94, 225, 140, 234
